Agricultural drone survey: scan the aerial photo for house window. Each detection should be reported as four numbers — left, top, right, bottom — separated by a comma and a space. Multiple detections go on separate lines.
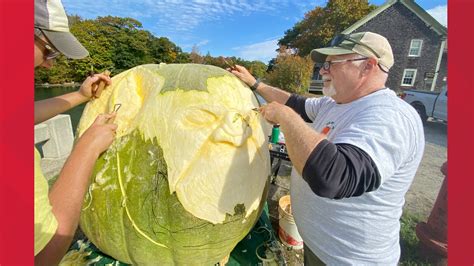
401, 69, 417, 86
423, 72, 435, 90
408, 39, 423, 57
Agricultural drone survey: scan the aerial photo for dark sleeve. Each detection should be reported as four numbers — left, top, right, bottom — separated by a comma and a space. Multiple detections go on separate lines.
285, 94, 312, 122
301, 140, 381, 199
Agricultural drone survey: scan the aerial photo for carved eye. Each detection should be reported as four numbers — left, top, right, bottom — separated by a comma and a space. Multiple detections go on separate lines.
184, 108, 218, 126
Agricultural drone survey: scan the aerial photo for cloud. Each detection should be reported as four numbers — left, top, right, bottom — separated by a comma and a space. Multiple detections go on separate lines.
426, 5, 447, 27
293, 0, 326, 15
62, 0, 317, 34
196, 39, 210, 47
61, 0, 317, 60
232, 38, 279, 63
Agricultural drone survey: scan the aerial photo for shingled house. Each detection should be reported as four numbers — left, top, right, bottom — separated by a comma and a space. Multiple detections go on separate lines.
310, 0, 447, 93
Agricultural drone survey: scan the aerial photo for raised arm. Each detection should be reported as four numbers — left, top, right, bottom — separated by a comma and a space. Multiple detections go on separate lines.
229, 65, 291, 104
34, 73, 111, 124
34, 113, 117, 266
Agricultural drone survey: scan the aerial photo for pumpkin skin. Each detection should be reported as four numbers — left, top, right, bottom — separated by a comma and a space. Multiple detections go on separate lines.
77, 64, 270, 265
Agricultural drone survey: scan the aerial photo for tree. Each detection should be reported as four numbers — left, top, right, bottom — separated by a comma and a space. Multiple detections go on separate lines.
264, 52, 313, 95
278, 0, 376, 56
266, 58, 277, 72
69, 19, 114, 78
34, 55, 72, 84
175, 52, 191, 63
149, 36, 182, 63
36, 15, 269, 85
36, 15, 189, 84
248, 61, 267, 79
189, 45, 204, 64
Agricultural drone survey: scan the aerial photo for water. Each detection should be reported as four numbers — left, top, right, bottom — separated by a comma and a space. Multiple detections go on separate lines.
34, 86, 86, 134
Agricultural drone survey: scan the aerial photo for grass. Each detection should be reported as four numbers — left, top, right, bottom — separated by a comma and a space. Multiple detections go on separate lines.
399, 211, 431, 265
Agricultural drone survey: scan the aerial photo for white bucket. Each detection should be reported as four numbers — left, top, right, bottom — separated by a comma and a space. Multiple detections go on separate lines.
278, 195, 303, 250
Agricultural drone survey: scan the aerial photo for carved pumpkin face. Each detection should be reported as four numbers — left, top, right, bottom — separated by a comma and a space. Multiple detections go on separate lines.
77, 64, 270, 264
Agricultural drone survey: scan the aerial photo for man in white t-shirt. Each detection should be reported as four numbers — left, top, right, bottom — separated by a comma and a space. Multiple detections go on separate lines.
230, 31, 424, 265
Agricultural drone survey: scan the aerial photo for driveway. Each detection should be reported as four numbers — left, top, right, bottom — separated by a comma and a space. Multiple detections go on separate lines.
404, 119, 447, 218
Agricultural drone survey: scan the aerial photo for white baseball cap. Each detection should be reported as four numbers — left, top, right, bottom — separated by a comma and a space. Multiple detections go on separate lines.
311, 32, 394, 72
35, 0, 89, 59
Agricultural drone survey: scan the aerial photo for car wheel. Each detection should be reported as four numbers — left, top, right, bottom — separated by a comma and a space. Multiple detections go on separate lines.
412, 103, 428, 124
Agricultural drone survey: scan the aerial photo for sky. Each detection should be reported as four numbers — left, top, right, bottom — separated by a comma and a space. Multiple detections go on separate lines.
62, 0, 447, 64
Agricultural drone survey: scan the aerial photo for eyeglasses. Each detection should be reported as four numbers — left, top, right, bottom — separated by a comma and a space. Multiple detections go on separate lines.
329, 34, 381, 59
34, 29, 60, 60
322, 57, 368, 71
328, 34, 388, 73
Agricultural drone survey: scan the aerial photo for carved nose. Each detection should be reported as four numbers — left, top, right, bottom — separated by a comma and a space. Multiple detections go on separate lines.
211, 111, 252, 147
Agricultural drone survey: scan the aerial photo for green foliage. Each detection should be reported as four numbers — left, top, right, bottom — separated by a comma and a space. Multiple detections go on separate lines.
186, 47, 268, 79
248, 61, 267, 79
174, 52, 191, 63
264, 54, 313, 94
36, 15, 266, 85
34, 67, 50, 84
399, 211, 431, 265
37, 15, 189, 83
34, 55, 73, 84
278, 0, 376, 56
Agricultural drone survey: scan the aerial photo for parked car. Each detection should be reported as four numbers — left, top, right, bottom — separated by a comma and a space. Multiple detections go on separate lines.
400, 86, 447, 123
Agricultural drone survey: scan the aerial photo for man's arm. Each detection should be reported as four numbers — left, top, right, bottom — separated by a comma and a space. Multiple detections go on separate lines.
302, 140, 381, 199
34, 91, 89, 124
229, 65, 291, 104
262, 102, 381, 199
34, 143, 98, 265
34, 73, 111, 125
262, 102, 323, 173
253, 82, 291, 105
34, 114, 117, 266
285, 94, 312, 122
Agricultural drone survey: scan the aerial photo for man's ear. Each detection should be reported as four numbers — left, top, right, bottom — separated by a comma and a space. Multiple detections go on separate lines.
362, 58, 377, 75
367, 58, 378, 69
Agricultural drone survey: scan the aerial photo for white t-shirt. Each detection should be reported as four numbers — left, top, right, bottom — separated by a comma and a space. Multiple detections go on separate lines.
290, 88, 425, 265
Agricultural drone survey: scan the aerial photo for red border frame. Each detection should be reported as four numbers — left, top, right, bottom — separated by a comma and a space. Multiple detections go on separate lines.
0, 0, 34, 264
448, 0, 474, 264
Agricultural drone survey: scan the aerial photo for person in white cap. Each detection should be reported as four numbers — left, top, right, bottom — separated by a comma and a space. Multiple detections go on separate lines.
230, 32, 424, 265
34, 0, 117, 264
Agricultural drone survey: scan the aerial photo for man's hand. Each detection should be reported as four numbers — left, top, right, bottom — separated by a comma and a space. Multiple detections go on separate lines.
76, 113, 118, 157
229, 65, 256, 87
36, 114, 116, 266
78, 73, 112, 100
260, 102, 293, 125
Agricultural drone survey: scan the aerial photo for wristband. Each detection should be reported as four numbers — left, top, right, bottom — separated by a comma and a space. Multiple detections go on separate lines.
251, 79, 261, 91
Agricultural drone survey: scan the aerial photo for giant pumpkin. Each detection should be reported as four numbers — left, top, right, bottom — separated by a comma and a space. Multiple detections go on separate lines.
77, 64, 270, 265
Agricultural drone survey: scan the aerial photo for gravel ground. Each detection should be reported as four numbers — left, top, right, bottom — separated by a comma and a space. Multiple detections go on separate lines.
404, 118, 447, 218
266, 118, 447, 265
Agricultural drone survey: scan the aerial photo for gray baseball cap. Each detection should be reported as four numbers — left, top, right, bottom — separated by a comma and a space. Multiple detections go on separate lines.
35, 0, 89, 59
311, 32, 394, 71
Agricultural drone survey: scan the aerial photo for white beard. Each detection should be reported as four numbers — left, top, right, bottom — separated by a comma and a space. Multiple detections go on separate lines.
322, 83, 336, 97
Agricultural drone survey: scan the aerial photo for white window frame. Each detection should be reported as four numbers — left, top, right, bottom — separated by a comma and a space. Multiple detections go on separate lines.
401, 69, 417, 86
408, 39, 423, 57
